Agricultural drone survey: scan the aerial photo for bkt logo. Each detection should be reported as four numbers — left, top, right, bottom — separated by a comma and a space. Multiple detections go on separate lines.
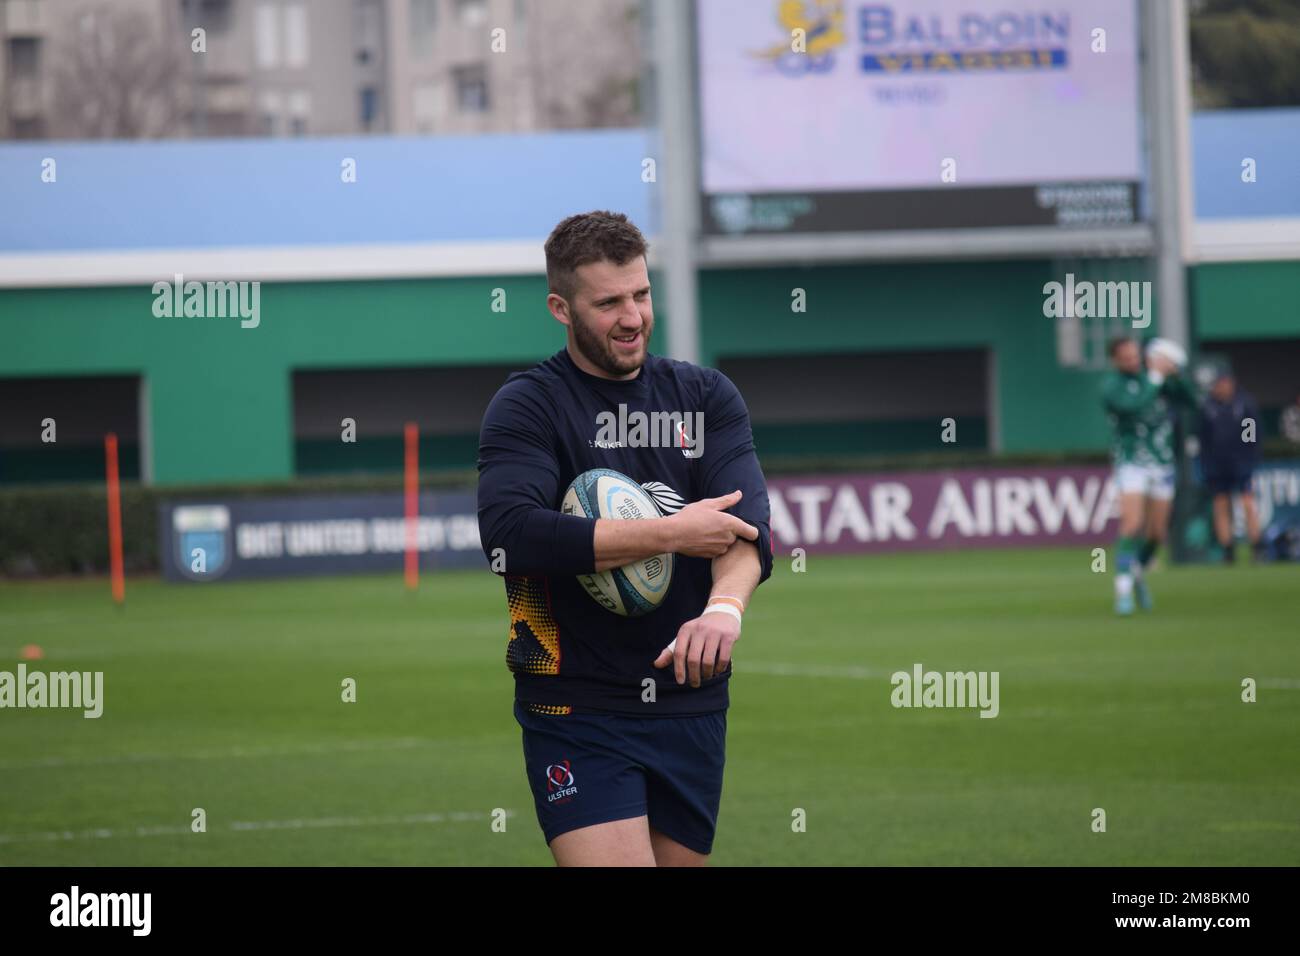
546, 760, 579, 803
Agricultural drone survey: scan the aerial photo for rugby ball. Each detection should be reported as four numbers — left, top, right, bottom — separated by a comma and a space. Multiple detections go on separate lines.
1146, 337, 1187, 370
561, 468, 674, 617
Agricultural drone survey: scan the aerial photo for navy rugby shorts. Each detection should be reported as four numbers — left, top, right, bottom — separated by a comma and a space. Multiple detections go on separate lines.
513, 701, 727, 855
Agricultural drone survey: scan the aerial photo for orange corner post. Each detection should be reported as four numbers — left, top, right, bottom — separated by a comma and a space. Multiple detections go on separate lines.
404, 422, 419, 591
105, 432, 125, 604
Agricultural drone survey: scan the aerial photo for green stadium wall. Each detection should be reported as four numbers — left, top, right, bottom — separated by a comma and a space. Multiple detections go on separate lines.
2, 258, 1296, 485
1191, 260, 1300, 341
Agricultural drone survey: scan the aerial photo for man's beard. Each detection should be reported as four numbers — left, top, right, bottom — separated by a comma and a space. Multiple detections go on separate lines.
570, 305, 649, 377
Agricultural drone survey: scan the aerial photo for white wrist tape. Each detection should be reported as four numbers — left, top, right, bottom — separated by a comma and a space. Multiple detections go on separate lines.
702, 603, 743, 627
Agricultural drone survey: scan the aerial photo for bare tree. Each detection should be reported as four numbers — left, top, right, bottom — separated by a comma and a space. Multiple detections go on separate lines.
48, 1, 185, 139
523, 0, 643, 130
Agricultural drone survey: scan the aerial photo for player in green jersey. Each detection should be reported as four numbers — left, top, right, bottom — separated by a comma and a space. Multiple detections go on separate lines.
1100, 337, 1196, 615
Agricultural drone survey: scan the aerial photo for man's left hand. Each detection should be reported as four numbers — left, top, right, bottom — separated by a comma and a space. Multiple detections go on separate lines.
653, 612, 740, 687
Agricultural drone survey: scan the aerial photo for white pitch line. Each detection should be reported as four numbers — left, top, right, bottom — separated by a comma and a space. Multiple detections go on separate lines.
741, 663, 1300, 690
1014, 700, 1222, 719
0, 810, 516, 845
0, 737, 434, 771
739, 662, 894, 680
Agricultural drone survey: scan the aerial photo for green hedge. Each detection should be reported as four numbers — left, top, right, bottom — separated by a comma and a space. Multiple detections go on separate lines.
0, 470, 477, 577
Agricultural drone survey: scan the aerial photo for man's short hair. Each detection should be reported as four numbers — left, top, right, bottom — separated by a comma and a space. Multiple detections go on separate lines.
544, 211, 648, 304
1108, 335, 1135, 358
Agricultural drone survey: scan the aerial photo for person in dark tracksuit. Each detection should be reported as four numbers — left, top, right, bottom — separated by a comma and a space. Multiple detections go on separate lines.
476, 211, 773, 866
1199, 372, 1263, 562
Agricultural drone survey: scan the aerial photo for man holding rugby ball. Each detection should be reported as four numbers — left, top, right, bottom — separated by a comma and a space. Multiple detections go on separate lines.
476, 211, 773, 866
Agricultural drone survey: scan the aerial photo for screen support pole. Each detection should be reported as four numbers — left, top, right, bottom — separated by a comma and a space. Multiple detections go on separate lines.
648, 0, 701, 366
1145, 0, 1194, 352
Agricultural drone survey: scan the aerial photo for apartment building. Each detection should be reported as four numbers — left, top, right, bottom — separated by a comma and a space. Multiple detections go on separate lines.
0, 0, 641, 139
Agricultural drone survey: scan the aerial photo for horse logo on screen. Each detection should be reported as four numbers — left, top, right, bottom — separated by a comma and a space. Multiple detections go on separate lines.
173, 505, 232, 580
752, 0, 845, 75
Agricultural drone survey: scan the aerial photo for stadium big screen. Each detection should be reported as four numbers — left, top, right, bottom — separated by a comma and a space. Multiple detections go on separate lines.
696, 0, 1142, 234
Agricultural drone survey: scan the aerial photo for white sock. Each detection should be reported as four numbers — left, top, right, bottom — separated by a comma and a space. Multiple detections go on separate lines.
1115, 574, 1134, 598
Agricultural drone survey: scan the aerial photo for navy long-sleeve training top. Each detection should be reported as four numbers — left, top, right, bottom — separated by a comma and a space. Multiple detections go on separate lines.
476, 347, 774, 716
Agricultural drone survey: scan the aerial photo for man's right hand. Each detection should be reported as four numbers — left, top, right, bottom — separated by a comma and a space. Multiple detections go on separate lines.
666, 490, 759, 558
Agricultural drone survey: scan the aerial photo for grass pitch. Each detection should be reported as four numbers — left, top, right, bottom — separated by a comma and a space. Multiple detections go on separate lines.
1, 548, 1297, 866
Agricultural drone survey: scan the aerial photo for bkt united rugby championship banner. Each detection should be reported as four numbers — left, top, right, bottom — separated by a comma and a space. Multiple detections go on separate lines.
696, 0, 1141, 233
162, 461, 1300, 581
159, 493, 486, 582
